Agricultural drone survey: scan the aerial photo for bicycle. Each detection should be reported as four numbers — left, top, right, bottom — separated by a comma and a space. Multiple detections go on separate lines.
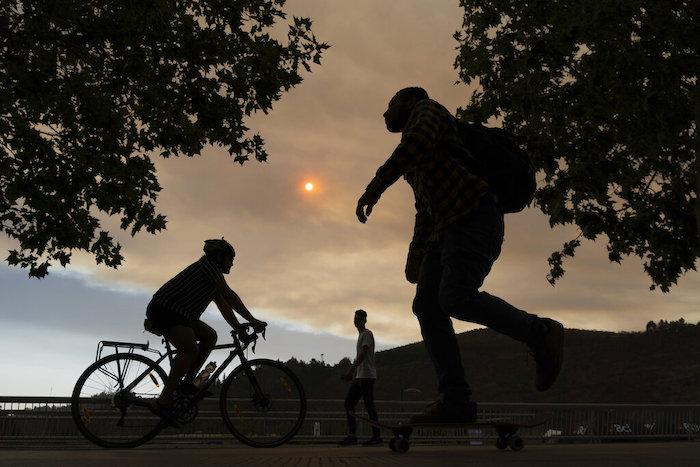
71, 324, 306, 448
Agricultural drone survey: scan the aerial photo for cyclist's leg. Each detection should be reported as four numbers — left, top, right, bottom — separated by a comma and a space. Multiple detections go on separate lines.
185, 320, 218, 381
159, 325, 199, 404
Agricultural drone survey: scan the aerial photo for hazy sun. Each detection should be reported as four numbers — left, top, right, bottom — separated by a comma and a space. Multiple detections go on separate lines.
304, 182, 314, 191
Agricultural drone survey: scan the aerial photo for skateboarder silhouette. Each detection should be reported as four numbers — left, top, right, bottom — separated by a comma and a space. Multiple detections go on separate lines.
355, 87, 564, 423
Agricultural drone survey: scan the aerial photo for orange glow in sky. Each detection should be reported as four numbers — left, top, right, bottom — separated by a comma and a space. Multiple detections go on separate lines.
305, 182, 314, 191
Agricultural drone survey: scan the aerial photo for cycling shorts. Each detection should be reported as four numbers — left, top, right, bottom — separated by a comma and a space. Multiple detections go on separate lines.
146, 300, 193, 333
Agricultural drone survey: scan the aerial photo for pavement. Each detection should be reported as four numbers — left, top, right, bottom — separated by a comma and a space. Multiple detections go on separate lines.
1, 441, 700, 467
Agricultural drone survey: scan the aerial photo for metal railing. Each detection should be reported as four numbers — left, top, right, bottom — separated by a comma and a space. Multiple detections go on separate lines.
1, 397, 699, 445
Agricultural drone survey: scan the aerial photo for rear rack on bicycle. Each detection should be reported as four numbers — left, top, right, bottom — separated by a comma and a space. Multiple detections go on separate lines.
96, 340, 161, 361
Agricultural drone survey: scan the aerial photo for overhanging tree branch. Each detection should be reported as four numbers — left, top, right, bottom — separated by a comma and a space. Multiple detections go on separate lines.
455, 0, 698, 291
0, 0, 328, 277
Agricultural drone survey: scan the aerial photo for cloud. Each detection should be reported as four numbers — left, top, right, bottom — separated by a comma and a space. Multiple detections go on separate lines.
2, 0, 700, 360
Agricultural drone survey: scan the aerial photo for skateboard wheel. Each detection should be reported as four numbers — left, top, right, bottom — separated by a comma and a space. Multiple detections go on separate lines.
389, 438, 396, 451
396, 438, 410, 453
496, 437, 508, 450
509, 436, 524, 451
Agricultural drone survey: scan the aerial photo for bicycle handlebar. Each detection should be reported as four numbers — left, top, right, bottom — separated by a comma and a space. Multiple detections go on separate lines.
231, 323, 266, 352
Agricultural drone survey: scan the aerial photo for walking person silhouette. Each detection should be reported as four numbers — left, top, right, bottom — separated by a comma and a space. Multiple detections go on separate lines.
338, 309, 383, 446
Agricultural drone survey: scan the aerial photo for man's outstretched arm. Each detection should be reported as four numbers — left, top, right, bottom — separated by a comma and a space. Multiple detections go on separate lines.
356, 191, 378, 223
355, 100, 444, 223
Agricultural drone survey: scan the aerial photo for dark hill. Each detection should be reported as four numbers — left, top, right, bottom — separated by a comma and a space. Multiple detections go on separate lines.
284, 320, 700, 404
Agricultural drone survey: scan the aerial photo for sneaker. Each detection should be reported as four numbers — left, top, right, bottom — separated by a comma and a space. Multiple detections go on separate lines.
178, 381, 213, 398
147, 401, 180, 428
530, 318, 564, 391
337, 435, 358, 446
409, 399, 477, 424
362, 436, 383, 446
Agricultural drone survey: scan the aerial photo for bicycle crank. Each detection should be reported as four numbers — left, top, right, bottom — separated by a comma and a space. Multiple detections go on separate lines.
172, 395, 198, 424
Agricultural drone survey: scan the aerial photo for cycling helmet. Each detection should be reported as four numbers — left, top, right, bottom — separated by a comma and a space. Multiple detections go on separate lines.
203, 238, 235, 260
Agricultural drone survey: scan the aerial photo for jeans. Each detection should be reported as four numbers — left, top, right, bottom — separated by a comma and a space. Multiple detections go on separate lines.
344, 378, 380, 437
412, 198, 547, 399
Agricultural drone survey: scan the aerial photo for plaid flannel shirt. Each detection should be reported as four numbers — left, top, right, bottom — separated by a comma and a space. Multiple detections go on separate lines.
364, 99, 491, 259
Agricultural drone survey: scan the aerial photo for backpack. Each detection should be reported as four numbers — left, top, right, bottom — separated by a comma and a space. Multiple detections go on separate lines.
452, 120, 536, 213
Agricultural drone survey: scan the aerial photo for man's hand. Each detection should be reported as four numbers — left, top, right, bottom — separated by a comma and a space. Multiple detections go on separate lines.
356, 191, 379, 223
405, 249, 423, 284
341, 369, 354, 381
251, 319, 267, 334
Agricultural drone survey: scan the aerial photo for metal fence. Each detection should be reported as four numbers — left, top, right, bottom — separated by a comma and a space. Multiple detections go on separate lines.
1, 396, 699, 446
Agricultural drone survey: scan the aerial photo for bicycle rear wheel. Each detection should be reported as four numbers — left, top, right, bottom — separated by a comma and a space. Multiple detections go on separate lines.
71, 353, 167, 448
220, 359, 306, 447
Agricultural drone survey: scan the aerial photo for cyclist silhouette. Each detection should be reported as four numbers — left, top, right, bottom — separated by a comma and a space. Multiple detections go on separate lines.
144, 238, 266, 425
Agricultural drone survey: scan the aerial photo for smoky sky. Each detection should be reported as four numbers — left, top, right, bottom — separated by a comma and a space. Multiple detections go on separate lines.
1, 0, 698, 397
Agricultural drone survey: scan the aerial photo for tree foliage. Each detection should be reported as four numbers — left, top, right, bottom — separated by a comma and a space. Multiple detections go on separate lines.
454, 0, 698, 291
645, 317, 700, 333
0, 0, 328, 277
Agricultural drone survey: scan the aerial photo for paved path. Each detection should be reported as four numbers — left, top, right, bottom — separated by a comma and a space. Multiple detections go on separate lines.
2, 441, 700, 467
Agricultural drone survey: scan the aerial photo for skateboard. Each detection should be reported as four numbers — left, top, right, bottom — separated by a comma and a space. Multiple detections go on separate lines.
350, 411, 549, 453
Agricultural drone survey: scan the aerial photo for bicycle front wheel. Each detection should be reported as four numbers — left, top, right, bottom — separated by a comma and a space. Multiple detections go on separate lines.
220, 359, 306, 447
71, 353, 167, 448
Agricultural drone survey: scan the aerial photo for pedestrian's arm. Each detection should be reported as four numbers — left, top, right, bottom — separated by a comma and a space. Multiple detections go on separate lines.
344, 345, 369, 380
353, 345, 369, 368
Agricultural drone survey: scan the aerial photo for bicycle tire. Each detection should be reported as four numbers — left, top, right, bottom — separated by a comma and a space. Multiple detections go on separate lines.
220, 359, 306, 447
71, 353, 167, 448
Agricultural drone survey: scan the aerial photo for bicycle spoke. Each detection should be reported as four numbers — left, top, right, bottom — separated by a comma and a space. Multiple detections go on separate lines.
221, 359, 306, 447
72, 354, 166, 448
74, 330, 306, 449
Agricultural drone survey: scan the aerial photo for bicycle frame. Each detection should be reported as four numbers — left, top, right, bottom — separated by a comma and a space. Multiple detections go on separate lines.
74, 325, 306, 449
103, 329, 262, 403
175, 332, 259, 401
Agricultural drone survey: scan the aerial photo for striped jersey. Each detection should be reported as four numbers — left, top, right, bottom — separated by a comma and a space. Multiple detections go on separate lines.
151, 256, 224, 321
